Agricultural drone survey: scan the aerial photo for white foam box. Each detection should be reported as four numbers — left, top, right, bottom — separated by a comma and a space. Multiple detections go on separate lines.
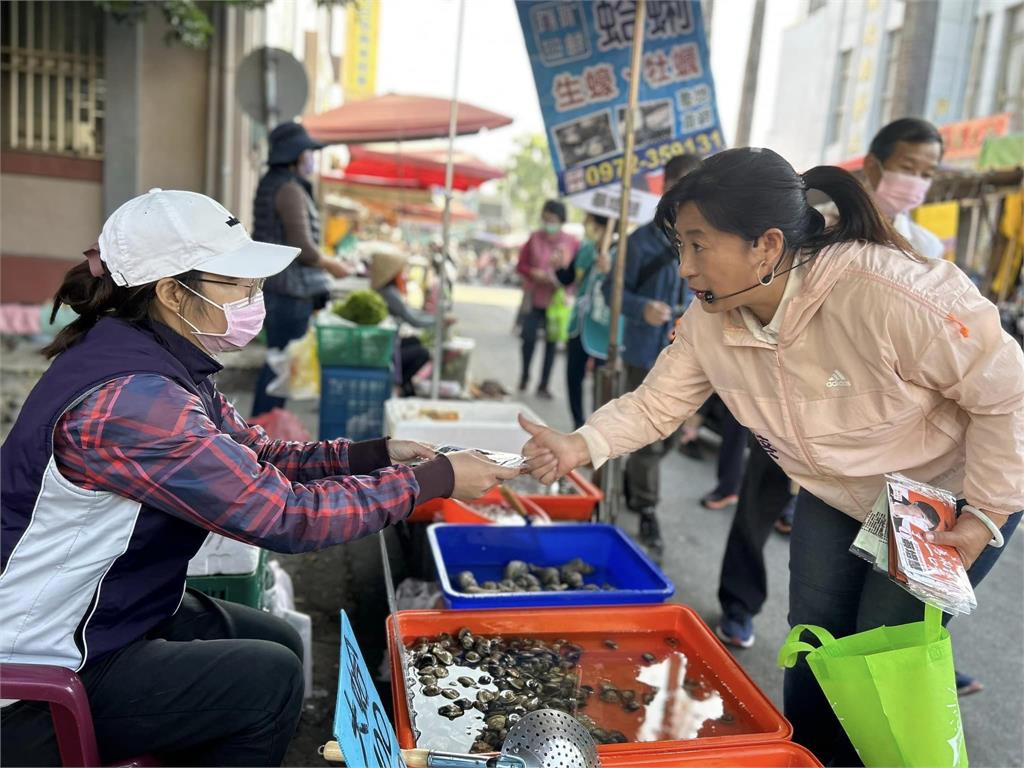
187, 534, 262, 577
384, 398, 542, 455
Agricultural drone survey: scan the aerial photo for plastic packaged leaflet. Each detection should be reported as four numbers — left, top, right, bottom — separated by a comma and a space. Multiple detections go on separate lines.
851, 474, 976, 616
434, 445, 527, 470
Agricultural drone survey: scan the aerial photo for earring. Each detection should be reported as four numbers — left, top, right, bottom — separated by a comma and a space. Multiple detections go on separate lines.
756, 262, 775, 287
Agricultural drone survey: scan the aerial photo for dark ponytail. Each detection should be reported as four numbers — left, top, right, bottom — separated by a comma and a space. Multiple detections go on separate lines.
655, 147, 914, 260
41, 261, 202, 359
800, 164, 913, 255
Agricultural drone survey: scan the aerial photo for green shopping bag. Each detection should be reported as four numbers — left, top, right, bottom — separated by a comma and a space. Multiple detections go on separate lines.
778, 603, 968, 767
546, 288, 571, 344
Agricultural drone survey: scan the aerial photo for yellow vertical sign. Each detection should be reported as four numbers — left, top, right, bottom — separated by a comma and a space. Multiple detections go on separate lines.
343, 1, 379, 101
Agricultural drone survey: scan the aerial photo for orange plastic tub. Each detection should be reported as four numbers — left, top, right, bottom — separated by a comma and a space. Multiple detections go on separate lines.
406, 497, 547, 524
480, 470, 602, 521
386, 604, 790, 759
602, 742, 821, 766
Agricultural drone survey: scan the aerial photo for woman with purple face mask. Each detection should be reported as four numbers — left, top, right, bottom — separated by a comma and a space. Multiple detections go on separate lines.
863, 118, 945, 260
0, 189, 520, 767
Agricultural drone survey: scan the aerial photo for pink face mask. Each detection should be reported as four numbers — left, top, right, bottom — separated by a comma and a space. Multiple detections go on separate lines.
176, 282, 266, 355
871, 170, 931, 218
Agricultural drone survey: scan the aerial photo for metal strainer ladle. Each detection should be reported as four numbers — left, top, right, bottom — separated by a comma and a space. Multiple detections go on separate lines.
322, 708, 600, 768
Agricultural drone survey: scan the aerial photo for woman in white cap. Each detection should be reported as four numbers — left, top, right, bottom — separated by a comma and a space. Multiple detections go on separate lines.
0, 189, 517, 766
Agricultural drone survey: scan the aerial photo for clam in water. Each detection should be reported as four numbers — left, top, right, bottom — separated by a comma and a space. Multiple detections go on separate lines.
455, 558, 615, 595
405, 629, 745, 754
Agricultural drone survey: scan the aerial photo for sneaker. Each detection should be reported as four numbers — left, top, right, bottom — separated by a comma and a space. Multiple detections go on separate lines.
955, 670, 984, 697
716, 615, 755, 649
700, 491, 739, 510
638, 508, 663, 559
518, 379, 529, 393
536, 387, 553, 400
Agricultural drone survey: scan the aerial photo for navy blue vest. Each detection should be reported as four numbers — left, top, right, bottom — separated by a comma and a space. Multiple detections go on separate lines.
1, 318, 223, 666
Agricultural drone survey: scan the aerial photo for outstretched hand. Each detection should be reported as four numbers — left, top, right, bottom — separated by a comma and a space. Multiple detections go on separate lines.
519, 414, 590, 485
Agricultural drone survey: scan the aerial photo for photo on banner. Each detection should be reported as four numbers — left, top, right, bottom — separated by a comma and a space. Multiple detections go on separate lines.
516, 0, 724, 219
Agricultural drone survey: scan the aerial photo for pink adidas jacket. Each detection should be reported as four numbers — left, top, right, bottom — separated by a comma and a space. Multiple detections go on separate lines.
579, 240, 1024, 521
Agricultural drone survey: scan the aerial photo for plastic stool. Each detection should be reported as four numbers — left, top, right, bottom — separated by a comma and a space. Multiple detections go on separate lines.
0, 663, 159, 767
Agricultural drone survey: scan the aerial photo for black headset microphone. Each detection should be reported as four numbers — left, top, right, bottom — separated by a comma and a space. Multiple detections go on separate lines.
700, 251, 817, 305
701, 281, 764, 305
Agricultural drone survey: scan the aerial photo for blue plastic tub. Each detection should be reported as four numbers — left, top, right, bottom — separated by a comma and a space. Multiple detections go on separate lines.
427, 523, 675, 609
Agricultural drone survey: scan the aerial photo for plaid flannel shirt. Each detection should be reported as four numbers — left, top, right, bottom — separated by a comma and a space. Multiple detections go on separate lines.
54, 374, 418, 552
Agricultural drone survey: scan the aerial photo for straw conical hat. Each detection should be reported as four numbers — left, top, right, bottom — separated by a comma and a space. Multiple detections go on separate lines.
369, 246, 408, 290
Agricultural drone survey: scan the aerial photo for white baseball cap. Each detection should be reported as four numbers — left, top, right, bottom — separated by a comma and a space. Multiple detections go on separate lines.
97, 188, 299, 287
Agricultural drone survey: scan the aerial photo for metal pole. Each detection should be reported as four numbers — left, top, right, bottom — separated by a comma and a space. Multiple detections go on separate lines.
599, 0, 647, 524
733, 0, 765, 148
263, 47, 279, 130
431, 0, 467, 400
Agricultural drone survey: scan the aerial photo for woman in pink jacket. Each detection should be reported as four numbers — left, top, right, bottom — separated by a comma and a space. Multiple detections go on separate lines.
521, 148, 1024, 764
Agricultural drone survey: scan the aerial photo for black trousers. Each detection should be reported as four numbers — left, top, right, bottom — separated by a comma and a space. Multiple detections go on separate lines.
623, 364, 676, 511
717, 436, 793, 620
519, 307, 556, 390
566, 334, 602, 430
1, 590, 304, 767
710, 406, 748, 498
399, 336, 431, 396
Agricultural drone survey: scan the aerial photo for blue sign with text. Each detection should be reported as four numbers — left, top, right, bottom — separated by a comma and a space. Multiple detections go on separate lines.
517, 0, 723, 197
334, 610, 405, 768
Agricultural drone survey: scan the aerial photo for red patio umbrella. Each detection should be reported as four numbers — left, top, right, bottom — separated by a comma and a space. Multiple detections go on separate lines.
304, 93, 513, 144
340, 145, 504, 191
396, 200, 477, 223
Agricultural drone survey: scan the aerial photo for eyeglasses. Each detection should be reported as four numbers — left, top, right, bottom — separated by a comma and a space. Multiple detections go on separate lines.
196, 278, 265, 304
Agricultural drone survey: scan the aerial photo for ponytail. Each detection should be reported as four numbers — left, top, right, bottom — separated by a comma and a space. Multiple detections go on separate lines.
41, 260, 202, 359
800, 165, 916, 257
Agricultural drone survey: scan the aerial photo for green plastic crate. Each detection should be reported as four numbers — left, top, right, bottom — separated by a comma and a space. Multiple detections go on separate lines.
316, 323, 396, 369
186, 549, 269, 609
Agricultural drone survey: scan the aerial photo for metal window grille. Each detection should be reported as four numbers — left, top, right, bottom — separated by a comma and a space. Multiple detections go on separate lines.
963, 14, 990, 119
1, 0, 105, 157
878, 28, 902, 126
997, 4, 1024, 121
826, 49, 852, 146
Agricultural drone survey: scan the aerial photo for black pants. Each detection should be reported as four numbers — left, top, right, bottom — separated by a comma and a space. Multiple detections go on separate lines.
399, 336, 431, 396
623, 364, 675, 510
785, 491, 1022, 765
717, 436, 793, 620
519, 307, 556, 390
710, 406, 748, 498
565, 334, 600, 430
1, 591, 304, 767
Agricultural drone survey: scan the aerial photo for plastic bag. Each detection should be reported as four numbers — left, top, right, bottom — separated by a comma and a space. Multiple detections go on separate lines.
546, 287, 571, 343
779, 603, 967, 767
266, 327, 320, 400
249, 408, 312, 442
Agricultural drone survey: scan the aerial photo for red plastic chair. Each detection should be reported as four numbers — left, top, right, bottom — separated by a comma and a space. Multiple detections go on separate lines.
0, 663, 158, 767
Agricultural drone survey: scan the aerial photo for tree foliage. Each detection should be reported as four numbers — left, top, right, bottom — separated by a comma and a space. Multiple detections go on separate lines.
95, 0, 352, 49
499, 133, 560, 229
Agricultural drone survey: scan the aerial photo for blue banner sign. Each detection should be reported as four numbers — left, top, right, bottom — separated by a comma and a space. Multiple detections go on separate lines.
517, 0, 724, 200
